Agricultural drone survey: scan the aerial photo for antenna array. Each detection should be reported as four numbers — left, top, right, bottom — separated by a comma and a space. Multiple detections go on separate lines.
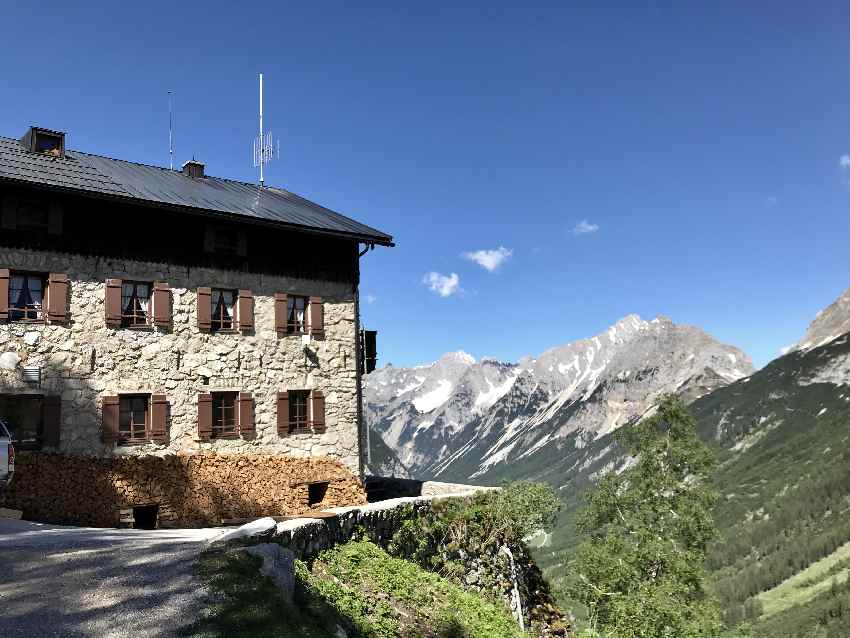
252, 73, 280, 186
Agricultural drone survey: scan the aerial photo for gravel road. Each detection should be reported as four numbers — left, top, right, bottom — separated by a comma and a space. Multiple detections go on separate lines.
0, 519, 226, 637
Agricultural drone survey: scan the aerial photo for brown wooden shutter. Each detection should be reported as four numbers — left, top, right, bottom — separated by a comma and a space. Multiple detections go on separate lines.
237, 290, 254, 332
277, 391, 289, 435
48, 201, 63, 236
150, 394, 168, 441
1, 196, 17, 230
42, 395, 62, 448
274, 293, 288, 334
102, 395, 120, 444
152, 281, 171, 328
0, 269, 9, 321
197, 287, 212, 332
309, 297, 324, 339
311, 389, 326, 433
47, 273, 69, 323
238, 392, 254, 435
105, 278, 122, 327
197, 393, 213, 440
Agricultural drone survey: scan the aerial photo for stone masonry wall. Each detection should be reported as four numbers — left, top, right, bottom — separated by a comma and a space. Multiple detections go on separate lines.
3, 451, 366, 527
0, 246, 362, 469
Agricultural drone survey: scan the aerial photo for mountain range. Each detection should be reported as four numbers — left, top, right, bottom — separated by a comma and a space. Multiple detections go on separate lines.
367, 284, 850, 636
366, 314, 752, 482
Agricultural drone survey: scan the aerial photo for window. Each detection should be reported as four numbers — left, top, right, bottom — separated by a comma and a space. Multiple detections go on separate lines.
212, 392, 238, 437
213, 229, 239, 255
15, 199, 50, 233
289, 390, 310, 433
34, 132, 63, 157
121, 281, 151, 327
9, 273, 46, 321
0, 394, 42, 449
211, 289, 236, 332
119, 395, 149, 444
287, 296, 308, 334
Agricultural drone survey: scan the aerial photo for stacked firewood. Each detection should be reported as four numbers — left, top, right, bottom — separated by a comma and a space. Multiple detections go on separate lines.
2, 451, 366, 527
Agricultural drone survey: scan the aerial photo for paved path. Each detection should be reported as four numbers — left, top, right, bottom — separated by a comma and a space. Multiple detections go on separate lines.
0, 519, 226, 637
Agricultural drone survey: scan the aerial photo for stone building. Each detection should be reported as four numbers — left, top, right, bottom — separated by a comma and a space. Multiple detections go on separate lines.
0, 126, 393, 527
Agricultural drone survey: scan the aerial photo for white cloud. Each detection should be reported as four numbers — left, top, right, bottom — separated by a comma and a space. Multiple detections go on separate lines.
572, 220, 599, 235
365, 293, 377, 304
422, 272, 461, 297
765, 196, 778, 208
840, 155, 850, 168
461, 246, 513, 272
780, 345, 794, 355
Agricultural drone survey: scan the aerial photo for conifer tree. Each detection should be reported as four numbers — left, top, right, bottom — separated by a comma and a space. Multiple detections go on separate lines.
569, 396, 722, 637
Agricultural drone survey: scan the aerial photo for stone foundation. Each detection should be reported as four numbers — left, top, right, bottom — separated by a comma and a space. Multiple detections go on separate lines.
2, 451, 366, 527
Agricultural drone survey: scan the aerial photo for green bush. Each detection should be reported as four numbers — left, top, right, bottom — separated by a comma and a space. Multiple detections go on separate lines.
388, 481, 561, 568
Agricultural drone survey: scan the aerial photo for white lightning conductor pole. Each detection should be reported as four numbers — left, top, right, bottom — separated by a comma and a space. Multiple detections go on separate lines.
168, 91, 174, 170
259, 73, 264, 186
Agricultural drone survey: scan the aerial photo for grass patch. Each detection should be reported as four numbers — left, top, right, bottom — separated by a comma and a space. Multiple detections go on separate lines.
190, 541, 527, 638
757, 540, 850, 619
189, 549, 347, 638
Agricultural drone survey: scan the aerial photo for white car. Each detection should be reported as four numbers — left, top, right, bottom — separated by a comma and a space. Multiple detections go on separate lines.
0, 417, 14, 484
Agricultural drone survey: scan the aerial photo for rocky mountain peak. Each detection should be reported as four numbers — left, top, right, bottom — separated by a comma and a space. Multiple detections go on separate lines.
795, 285, 850, 352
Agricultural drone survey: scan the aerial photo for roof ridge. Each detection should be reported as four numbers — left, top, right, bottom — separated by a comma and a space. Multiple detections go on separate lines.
0, 134, 288, 191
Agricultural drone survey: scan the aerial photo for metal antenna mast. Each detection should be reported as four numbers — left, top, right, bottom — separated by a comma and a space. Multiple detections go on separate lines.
252, 73, 279, 186
168, 91, 174, 170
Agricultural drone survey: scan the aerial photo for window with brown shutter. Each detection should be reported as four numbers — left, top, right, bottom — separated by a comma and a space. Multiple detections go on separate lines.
0, 394, 45, 450
286, 295, 308, 334
237, 290, 253, 332
311, 389, 326, 433
0, 269, 9, 321
102, 395, 120, 444
8, 272, 47, 322
118, 394, 150, 444
152, 282, 171, 328
274, 293, 288, 334
197, 287, 212, 332
288, 390, 311, 434
309, 297, 324, 339
42, 395, 61, 448
238, 392, 254, 435
150, 394, 168, 442
210, 289, 236, 332
120, 281, 152, 328
211, 392, 238, 438
197, 393, 213, 440
47, 272, 69, 324
277, 391, 289, 435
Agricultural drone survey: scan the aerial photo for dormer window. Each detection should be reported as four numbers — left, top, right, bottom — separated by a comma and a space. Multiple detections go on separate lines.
20, 127, 65, 158
34, 132, 62, 156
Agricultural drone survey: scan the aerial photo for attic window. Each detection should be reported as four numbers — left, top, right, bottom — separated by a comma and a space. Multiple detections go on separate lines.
34, 132, 62, 156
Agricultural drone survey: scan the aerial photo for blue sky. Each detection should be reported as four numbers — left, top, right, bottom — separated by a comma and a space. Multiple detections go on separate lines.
2, 2, 848, 369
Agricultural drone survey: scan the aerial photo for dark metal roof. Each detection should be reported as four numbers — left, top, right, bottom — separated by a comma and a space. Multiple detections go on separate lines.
0, 135, 394, 246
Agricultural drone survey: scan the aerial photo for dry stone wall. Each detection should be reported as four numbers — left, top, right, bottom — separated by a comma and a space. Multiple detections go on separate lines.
0, 246, 362, 469
3, 451, 367, 527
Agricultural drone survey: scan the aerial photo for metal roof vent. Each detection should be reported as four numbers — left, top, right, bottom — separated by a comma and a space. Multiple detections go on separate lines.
182, 159, 205, 179
21, 127, 65, 158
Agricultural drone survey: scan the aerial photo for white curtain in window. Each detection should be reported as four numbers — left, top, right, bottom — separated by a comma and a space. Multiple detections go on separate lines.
28, 278, 42, 310
138, 284, 150, 314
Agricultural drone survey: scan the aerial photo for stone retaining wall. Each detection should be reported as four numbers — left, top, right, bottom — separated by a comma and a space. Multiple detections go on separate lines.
222, 487, 570, 637
2, 451, 366, 527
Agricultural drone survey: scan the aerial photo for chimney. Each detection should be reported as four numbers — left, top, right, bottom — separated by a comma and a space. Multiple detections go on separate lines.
182, 159, 205, 179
